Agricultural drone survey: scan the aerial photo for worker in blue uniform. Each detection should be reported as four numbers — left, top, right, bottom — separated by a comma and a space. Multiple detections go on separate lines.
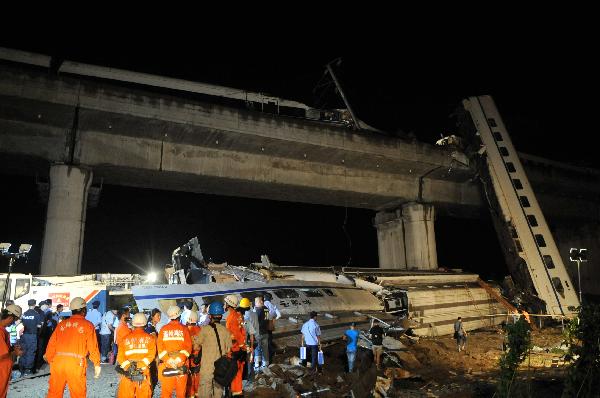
20, 299, 42, 376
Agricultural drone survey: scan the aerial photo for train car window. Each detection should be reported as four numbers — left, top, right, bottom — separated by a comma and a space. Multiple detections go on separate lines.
552, 278, 565, 298
15, 279, 30, 299
301, 289, 324, 297
322, 289, 336, 297
273, 289, 299, 299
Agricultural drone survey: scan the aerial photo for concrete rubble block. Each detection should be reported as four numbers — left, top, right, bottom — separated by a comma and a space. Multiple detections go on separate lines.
396, 350, 422, 369
288, 356, 302, 366
278, 383, 298, 398
382, 335, 407, 350
295, 376, 315, 392
384, 367, 412, 380
285, 366, 306, 378
374, 376, 392, 397
271, 377, 284, 385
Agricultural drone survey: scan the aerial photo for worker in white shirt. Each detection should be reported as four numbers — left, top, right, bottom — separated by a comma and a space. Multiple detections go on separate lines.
85, 300, 103, 351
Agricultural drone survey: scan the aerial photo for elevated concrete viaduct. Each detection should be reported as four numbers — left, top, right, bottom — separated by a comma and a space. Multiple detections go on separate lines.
0, 49, 598, 291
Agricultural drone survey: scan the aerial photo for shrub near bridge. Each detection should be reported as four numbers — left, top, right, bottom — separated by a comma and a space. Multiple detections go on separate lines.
496, 316, 532, 398
562, 303, 600, 398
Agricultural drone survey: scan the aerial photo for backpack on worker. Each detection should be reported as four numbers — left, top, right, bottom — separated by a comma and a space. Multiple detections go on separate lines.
211, 324, 238, 387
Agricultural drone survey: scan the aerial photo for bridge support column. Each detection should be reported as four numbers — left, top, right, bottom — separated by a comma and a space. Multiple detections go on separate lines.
41, 165, 93, 275
374, 209, 407, 269
402, 202, 437, 270
375, 202, 437, 270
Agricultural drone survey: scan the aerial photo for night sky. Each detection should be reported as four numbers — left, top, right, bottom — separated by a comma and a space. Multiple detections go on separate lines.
0, 34, 597, 280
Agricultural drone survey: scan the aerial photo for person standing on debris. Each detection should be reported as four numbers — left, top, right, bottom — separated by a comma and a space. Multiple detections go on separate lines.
454, 317, 467, 352
300, 311, 322, 374
0, 305, 23, 398
44, 297, 102, 398
144, 308, 162, 394
186, 310, 202, 398
254, 296, 270, 371
263, 292, 281, 364
369, 319, 385, 370
157, 305, 192, 398
20, 298, 42, 376
343, 323, 360, 373
193, 302, 232, 398
241, 297, 258, 383
116, 312, 156, 398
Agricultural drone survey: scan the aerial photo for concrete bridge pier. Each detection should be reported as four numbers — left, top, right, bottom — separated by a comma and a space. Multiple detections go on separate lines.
375, 202, 438, 270
40, 165, 93, 275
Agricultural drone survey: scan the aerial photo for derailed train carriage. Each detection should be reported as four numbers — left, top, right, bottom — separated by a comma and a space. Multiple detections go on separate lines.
132, 279, 396, 346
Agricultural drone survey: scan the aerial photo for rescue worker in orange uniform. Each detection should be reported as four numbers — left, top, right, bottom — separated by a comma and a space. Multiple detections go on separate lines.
157, 305, 192, 398
115, 308, 132, 362
224, 295, 249, 396
44, 297, 102, 398
185, 310, 202, 398
0, 304, 23, 398
116, 312, 156, 398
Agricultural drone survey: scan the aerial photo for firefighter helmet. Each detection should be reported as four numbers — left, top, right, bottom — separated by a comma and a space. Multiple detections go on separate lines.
188, 310, 198, 323
208, 302, 224, 315
5, 304, 22, 318
132, 312, 148, 327
70, 297, 87, 311
239, 298, 252, 309
224, 295, 239, 308
167, 305, 181, 319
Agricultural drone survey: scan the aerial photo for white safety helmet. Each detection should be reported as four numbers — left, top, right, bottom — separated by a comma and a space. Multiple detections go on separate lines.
70, 297, 87, 311
187, 310, 198, 324
224, 295, 239, 308
132, 312, 148, 327
167, 305, 181, 319
6, 304, 22, 318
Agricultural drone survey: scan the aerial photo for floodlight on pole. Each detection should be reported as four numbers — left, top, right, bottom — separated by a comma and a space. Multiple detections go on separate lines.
569, 247, 587, 304
0, 243, 11, 255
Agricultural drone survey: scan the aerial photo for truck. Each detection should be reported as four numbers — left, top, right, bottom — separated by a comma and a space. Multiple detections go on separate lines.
0, 272, 143, 314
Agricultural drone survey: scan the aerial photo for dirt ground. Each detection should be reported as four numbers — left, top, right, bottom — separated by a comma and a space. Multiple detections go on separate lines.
8, 325, 569, 397
398, 325, 568, 397
248, 325, 569, 397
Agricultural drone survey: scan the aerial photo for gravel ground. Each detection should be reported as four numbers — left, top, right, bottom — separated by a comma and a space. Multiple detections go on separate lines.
9, 362, 164, 398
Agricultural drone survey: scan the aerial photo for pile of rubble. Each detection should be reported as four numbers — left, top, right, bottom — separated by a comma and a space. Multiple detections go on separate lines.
246, 344, 380, 398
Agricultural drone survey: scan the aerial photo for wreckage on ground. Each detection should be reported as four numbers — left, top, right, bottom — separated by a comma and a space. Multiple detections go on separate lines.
132, 237, 510, 355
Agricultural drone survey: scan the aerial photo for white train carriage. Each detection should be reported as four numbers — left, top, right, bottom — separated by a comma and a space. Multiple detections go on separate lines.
132, 280, 386, 344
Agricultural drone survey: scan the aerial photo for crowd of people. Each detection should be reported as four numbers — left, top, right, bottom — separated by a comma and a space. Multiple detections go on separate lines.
3, 298, 63, 378
0, 291, 284, 398
1, 293, 389, 398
